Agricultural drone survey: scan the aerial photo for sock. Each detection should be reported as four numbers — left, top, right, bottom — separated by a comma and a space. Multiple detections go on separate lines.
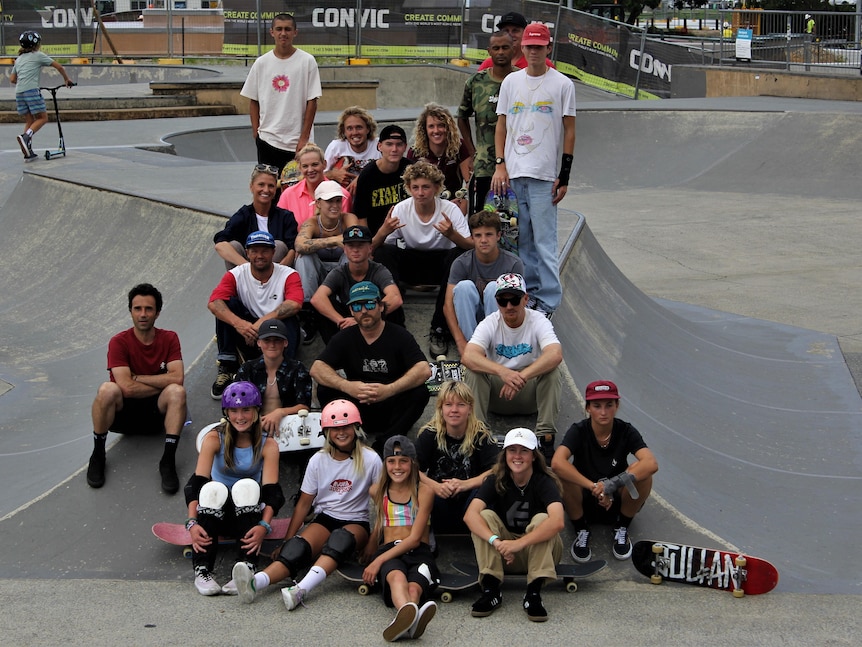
162, 434, 180, 461
297, 565, 327, 593
93, 432, 107, 450
26, 128, 33, 137
571, 517, 588, 531
618, 514, 633, 529
480, 574, 501, 593
526, 578, 544, 596
254, 572, 271, 590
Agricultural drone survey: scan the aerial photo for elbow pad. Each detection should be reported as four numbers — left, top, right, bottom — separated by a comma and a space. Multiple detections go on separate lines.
184, 473, 210, 506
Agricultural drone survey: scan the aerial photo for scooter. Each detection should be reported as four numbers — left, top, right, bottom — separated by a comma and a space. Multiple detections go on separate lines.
39, 82, 76, 160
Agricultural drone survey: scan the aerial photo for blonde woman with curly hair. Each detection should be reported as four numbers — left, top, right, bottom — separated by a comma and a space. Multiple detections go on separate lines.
408, 102, 472, 213
324, 106, 380, 191
415, 380, 499, 534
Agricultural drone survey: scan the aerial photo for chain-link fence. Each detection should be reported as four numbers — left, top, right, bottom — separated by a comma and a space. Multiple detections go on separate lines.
2, 1, 860, 98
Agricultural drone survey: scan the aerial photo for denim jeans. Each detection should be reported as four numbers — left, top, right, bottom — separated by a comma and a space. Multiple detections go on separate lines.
509, 177, 561, 312
452, 280, 498, 341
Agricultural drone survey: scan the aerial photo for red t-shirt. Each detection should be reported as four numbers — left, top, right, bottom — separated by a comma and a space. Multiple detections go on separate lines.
477, 54, 556, 71
106, 327, 182, 381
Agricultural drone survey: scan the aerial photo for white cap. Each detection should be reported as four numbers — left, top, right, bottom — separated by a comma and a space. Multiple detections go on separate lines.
503, 427, 538, 450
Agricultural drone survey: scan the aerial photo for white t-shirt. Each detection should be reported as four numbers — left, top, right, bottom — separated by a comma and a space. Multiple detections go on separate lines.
324, 138, 381, 173
496, 67, 576, 182
301, 447, 382, 522
384, 198, 469, 251
240, 48, 322, 152
468, 308, 560, 370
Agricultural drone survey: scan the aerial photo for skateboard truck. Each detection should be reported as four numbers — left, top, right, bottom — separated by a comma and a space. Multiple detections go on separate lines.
297, 409, 310, 446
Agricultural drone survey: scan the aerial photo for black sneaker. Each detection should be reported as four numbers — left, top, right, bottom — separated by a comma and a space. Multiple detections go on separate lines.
429, 327, 449, 358
299, 309, 318, 345
210, 363, 235, 400
159, 459, 179, 494
87, 448, 106, 488
612, 526, 633, 560
470, 588, 502, 617
537, 432, 555, 464
570, 528, 592, 563
523, 591, 548, 622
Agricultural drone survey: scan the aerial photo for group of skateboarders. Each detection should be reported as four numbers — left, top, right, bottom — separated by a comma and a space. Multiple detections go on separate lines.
79, 10, 660, 639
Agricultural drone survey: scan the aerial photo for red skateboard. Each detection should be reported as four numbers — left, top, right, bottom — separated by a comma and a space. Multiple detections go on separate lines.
631, 540, 779, 596
152, 517, 290, 558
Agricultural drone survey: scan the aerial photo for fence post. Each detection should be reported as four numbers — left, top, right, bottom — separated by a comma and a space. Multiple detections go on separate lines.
633, 26, 648, 100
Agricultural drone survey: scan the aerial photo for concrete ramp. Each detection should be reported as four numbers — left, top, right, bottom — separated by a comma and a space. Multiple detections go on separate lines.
556, 219, 862, 593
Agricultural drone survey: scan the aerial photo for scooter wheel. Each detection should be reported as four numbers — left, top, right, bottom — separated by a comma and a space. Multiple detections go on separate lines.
44, 151, 51, 160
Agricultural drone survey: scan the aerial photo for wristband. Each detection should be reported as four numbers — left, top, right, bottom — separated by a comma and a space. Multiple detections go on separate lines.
185, 518, 198, 531
258, 520, 273, 534
558, 153, 574, 187
488, 534, 499, 545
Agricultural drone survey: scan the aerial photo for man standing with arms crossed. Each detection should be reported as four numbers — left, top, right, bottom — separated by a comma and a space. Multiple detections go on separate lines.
241, 13, 322, 174
492, 23, 575, 317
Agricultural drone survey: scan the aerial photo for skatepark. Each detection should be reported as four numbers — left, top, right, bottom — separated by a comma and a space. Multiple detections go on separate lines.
0, 66, 860, 644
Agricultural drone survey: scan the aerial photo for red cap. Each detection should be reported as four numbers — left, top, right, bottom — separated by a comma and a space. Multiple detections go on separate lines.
521, 23, 551, 47
585, 380, 620, 401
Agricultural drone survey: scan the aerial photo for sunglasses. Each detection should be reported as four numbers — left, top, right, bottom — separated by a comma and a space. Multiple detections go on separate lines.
346, 228, 367, 239
495, 294, 523, 307
254, 163, 280, 177
349, 300, 378, 312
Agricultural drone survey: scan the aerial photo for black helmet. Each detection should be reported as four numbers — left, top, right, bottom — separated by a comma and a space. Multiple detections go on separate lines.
19, 31, 41, 48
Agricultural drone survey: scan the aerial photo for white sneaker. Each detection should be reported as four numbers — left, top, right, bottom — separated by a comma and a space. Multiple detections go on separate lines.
281, 584, 306, 611
221, 579, 238, 595
194, 567, 222, 596
409, 600, 437, 639
384, 602, 418, 642
232, 561, 257, 604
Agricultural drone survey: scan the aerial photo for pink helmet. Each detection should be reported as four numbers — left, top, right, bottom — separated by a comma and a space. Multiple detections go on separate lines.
321, 399, 362, 427
221, 381, 262, 409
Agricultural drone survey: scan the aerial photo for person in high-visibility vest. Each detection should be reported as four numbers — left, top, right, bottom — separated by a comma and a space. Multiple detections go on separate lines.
805, 14, 815, 35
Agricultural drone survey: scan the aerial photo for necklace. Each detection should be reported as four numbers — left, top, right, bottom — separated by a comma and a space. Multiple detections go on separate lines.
266, 376, 276, 386
596, 432, 611, 449
525, 72, 546, 92
514, 479, 529, 496
320, 216, 340, 233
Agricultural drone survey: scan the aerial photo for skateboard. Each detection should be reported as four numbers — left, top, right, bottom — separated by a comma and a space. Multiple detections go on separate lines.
336, 561, 478, 602
453, 559, 607, 593
425, 355, 463, 395
152, 517, 291, 559
195, 410, 324, 454
484, 187, 519, 256
631, 541, 779, 597
280, 159, 302, 188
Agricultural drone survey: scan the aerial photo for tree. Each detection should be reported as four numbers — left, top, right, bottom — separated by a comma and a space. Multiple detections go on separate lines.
574, 0, 663, 26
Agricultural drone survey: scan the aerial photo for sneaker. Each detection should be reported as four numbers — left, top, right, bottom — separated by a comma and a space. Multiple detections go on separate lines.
159, 459, 179, 494
281, 584, 307, 611
523, 591, 548, 622
383, 602, 418, 642
16, 133, 31, 156
570, 528, 592, 563
537, 432, 555, 464
470, 588, 502, 617
221, 579, 238, 595
299, 310, 317, 345
612, 526, 633, 560
210, 363, 235, 400
232, 561, 257, 604
86, 448, 106, 488
429, 327, 449, 358
409, 600, 437, 639
194, 566, 222, 596
24, 151, 39, 162
526, 296, 553, 319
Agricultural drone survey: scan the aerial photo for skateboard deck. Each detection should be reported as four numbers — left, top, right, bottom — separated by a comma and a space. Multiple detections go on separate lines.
425, 355, 463, 395
336, 561, 478, 602
631, 541, 779, 596
453, 559, 606, 593
280, 159, 302, 188
152, 517, 291, 558
484, 188, 519, 256
195, 410, 324, 454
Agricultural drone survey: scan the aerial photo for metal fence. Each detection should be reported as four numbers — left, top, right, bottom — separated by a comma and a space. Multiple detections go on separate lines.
2, 1, 860, 98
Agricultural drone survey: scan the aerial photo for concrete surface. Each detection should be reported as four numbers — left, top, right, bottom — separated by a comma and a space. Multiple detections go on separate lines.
0, 69, 859, 643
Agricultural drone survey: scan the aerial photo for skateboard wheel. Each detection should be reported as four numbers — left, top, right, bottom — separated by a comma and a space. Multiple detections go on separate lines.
565, 581, 578, 593
735, 556, 747, 568
358, 584, 370, 595
650, 574, 662, 585
440, 591, 453, 603
300, 438, 310, 446
509, 217, 517, 226
297, 409, 309, 418
435, 355, 447, 362
182, 547, 193, 559
732, 589, 745, 598
651, 543, 663, 555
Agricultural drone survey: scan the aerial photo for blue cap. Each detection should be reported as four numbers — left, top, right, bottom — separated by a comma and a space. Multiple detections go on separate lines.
245, 230, 276, 248
347, 281, 381, 304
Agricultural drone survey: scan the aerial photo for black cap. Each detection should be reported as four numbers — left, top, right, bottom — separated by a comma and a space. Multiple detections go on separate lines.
497, 12, 528, 29
258, 318, 289, 340
383, 435, 417, 459
343, 225, 373, 243
378, 125, 407, 142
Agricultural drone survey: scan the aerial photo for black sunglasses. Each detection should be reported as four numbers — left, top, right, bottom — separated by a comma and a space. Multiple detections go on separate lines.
495, 294, 523, 307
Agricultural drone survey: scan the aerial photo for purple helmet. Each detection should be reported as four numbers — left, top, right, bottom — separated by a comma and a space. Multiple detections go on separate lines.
221, 381, 262, 409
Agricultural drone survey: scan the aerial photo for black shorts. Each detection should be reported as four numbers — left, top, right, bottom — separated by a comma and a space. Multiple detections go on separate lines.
109, 396, 164, 435
581, 487, 622, 525
377, 541, 439, 607
307, 512, 371, 536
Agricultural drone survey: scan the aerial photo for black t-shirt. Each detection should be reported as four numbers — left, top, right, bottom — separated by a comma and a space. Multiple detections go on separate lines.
559, 418, 648, 482
353, 158, 412, 235
415, 427, 499, 482
317, 322, 426, 385
475, 470, 562, 534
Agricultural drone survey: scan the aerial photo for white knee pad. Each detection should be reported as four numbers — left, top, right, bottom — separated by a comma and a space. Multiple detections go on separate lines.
231, 478, 261, 507
198, 481, 229, 510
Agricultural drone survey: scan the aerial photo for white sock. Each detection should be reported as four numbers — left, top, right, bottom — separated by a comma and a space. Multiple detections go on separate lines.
297, 565, 327, 593
254, 572, 270, 590
26, 129, 33, 137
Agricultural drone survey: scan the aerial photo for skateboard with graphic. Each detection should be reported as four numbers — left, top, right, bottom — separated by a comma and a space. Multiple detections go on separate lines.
153, 517, 291, 559
195, 410, 323, 454
631, 541, 779, 597
336, 561, 478, 602
280, 159, 302, 188
453, 559, 606, 593
425, 355, 463, 395
484, 188, 519, 255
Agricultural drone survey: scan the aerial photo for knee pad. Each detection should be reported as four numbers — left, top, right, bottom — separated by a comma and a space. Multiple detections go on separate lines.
320, 527, 357, 566
198, 481, 229, 510
277, 536, 313, 574
231, 478, 261, 507
261, 483, 286, 515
